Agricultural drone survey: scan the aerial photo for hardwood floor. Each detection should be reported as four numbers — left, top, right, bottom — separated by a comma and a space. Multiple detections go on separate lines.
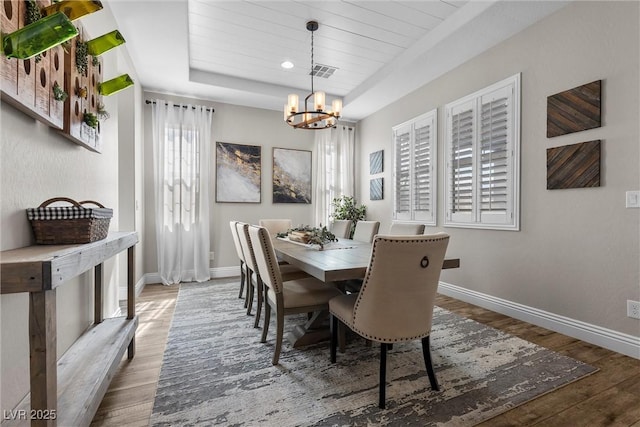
92, 281, 640, 426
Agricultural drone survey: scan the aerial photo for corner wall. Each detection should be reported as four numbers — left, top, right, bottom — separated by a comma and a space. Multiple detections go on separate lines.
356, 1, 640, 340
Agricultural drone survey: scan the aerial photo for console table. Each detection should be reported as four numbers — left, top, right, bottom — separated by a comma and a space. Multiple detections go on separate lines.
0, 231, 139, 426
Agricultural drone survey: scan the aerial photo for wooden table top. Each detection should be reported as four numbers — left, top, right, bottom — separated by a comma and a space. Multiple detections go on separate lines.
272, 237, 459, 283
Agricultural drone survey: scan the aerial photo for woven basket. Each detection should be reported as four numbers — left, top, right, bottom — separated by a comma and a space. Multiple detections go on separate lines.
27, 197, 113, 245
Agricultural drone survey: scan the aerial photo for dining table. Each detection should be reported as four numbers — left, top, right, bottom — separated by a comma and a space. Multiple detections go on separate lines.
271, 236, 460, 348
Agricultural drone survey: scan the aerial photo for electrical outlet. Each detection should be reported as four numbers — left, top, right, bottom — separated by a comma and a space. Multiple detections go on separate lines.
628, 300, 640, 319
626, 191, 640, 208
209, 252, 215, 261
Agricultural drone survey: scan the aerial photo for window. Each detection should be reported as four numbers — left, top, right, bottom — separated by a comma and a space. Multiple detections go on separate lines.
162, 125, 201, 230
444, 73, 520, 230
392, 109, 437, 225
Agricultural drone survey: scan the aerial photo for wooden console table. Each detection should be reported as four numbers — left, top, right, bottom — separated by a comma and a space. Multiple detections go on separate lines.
0, 232, 139, 426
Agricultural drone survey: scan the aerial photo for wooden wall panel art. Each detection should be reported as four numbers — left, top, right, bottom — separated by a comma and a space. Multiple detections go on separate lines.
547, 80, 601, 138
547, 140, 600, 190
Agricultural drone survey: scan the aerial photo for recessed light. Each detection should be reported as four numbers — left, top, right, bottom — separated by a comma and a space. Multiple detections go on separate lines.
281, 61, 294, 69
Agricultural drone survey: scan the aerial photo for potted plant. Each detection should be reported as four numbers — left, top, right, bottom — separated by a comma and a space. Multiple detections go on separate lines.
330, 195, 366, 238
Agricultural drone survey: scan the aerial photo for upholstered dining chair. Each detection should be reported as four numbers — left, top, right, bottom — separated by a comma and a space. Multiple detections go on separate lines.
351, 220, 380, 243
388, 221, 425, 235
329, 233, 450, 409
331, 219, 352, 239
248, 224, 342, 365
258, 219, 293, 237
236, 222, 310, 327
229, 221, 247, 301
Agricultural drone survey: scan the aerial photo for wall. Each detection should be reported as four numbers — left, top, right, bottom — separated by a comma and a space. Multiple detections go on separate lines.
0, 5, 144, 411
142, 92, 316, 275
357, 1, 639, 339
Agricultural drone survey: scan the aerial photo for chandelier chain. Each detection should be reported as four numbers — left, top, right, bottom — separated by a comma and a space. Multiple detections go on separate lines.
310, 29, 314, 94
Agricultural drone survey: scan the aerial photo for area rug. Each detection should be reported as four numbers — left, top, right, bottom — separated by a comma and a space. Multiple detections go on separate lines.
151, 280, 597, 426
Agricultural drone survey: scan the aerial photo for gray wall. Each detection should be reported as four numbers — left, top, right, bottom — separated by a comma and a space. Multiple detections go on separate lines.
0, 5, 144, 410
142, 92, 316, 274
356, 1, 639, 336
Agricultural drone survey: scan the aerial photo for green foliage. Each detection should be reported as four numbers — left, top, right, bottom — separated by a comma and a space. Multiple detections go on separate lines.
52, 81, 68, 101
330, 195, 366, 238
24, 1, 42, 63
83, 112, 98, 129
277, 225, 337, 250
76, 41, 88, 75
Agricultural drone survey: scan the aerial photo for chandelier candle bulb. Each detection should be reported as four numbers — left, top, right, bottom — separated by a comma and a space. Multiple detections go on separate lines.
314, 91, 325, 111
288, 94, 299, 113
41, 0, 104, 21
332, 99, 343, 117
2, 12, 78, 60
86, 30, 126, 56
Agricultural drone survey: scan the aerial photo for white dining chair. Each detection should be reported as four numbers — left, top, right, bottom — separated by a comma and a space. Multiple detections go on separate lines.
388, 221, 425, 235
331, 220, 352, 239
236, 222, 310, 328
229, 221, 247, 302
352, 220, 380, 243
258, 219, 293, 237
329, 233, 450, 408
248, 224, 342, 365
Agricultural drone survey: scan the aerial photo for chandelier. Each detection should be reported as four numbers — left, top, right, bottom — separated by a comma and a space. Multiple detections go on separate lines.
284, 21, 342, 130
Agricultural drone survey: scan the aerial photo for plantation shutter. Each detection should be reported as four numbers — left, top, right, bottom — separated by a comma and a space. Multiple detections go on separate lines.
449, 102, 474, 223
479, 85, 512, 224
412, 115, 435, 222
392, 110, 437, 224
444, 73, 520, 230
393, 124, 411, 220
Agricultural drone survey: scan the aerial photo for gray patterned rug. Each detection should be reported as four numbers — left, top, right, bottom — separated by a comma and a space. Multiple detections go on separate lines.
151, 280, 597, 426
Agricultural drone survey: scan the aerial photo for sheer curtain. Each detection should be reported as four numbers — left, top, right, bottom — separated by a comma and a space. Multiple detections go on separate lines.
151, 100, 213, 285
314, 125, 355, 227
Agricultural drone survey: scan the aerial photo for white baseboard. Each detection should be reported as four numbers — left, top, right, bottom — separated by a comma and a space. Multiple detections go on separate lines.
438, 281, 640, 360
121, 266, 241, 298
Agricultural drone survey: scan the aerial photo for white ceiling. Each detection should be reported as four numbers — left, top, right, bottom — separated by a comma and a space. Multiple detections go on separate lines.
106, 0, 569, 121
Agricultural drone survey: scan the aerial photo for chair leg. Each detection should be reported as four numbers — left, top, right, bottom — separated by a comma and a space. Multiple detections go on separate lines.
421, 336, 439, 391
246, 269, 254, 315
379, 343, 388, 409
330, 314, 338, 363
272, 311, 285, 365
243, 266, 250, 308
238, 261, 245, 299
254, 276, 263, 328
261, 300, 270, 343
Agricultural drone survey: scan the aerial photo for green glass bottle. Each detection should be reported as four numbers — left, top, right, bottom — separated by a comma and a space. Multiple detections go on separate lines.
86, 30, 125, 56
2, 12, 78, 60
98, 74, 134, 96
41, 1, 104, 21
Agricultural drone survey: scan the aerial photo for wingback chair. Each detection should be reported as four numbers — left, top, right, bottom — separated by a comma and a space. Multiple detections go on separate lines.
248, 225, 342, 365
258, 219, 293, 236
329, 233, 450, 408
351, 220, 380, 243
236, 222, 309, 328
229, 221, 247, 301
388, 221, 425, 235
331, 220, 352, 239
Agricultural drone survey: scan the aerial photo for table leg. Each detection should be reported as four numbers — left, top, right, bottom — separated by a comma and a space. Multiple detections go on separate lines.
127, 246, 136, 359
94, 263, 103, 324
29, 289, 57, 427
287, 310, 331, 348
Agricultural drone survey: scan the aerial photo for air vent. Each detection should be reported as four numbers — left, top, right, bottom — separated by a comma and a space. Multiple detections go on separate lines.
310, 64, 337, 79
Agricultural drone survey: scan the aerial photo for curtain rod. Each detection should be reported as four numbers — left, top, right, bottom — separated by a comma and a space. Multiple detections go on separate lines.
145, 100, 214, 113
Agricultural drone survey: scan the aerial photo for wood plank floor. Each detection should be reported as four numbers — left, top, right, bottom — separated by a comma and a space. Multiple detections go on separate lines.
91, 281, 640, 426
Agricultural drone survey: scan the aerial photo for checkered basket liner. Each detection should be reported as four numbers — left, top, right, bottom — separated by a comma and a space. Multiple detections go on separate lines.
27, 197, 113, 244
